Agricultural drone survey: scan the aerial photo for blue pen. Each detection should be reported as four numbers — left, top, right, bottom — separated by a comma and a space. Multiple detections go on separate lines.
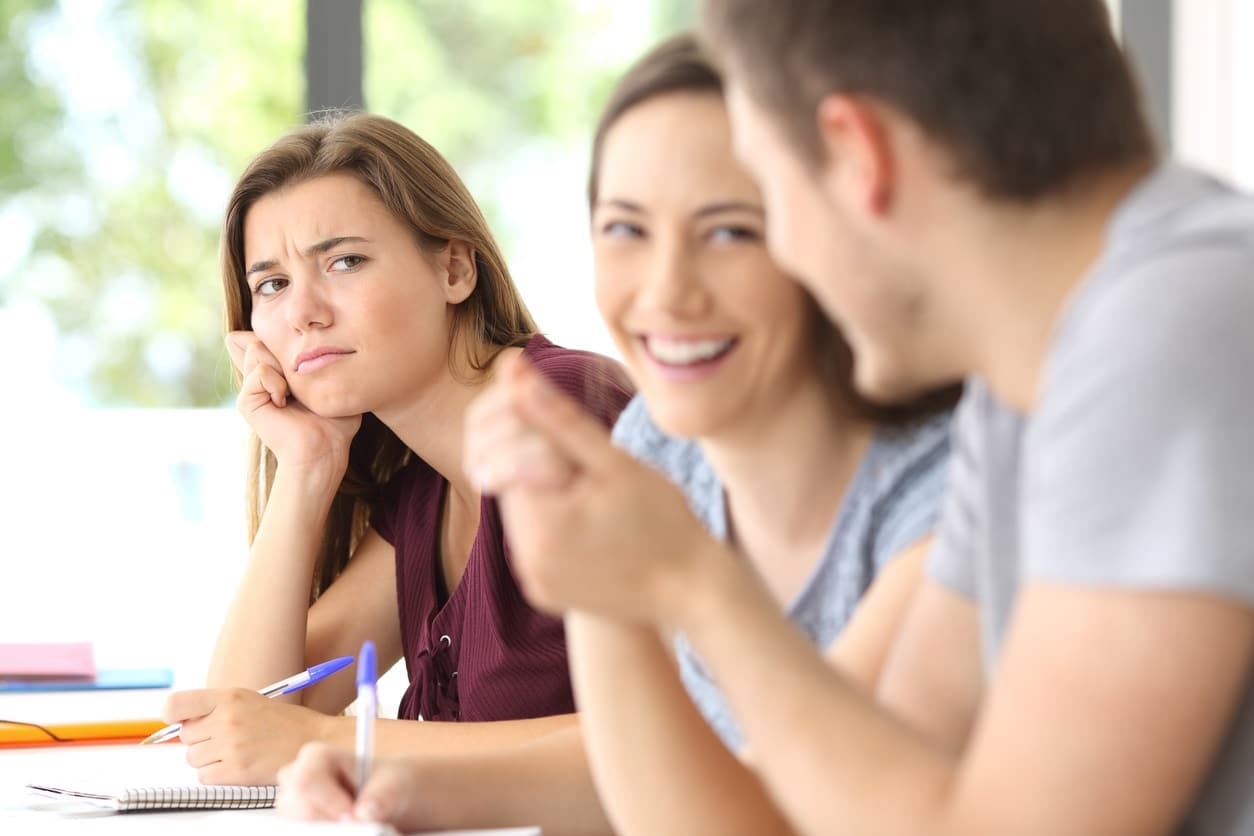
355, 641, 378, 793
139, 656, 355, 745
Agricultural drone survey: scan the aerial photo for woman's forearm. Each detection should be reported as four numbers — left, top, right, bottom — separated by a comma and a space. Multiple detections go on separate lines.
319, 711, 581, 756
317, 713, 610, 836
207, 463, 340, 695
366, 721, 610, 836
566, 612, 795, 836
677, 547, 955, 836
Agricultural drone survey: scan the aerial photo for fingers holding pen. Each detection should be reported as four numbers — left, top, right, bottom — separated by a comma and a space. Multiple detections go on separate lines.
351, 759, 423, 824
276, 742, 357, 822
275, 743, 421, 827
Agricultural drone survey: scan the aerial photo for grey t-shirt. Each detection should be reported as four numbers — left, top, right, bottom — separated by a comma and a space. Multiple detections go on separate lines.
929, 164, 1254, 835
613, 396, 952, 751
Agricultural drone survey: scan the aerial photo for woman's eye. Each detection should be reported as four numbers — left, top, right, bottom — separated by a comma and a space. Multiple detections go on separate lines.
253, 277, 287, 297
329, 254, 365, 271
708, 225, 760, 244
601, 220, 644, 239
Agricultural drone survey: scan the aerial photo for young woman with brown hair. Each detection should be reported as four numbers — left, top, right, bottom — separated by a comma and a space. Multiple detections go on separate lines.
160, 112, 632, 789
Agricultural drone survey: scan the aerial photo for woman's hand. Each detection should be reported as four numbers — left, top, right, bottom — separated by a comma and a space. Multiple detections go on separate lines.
465, 360, 579, 491
465, 358, 731, 628
276, 742, 428, 826
225, 330, 361, 474
161, 688, 337, 786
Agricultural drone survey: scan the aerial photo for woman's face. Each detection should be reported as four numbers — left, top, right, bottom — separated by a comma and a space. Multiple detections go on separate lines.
242, 173, 466, 419
593, 92, 818, 439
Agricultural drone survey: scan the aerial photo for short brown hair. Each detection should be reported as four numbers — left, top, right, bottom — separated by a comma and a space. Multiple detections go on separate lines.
222, 112, 536, 599
589, 33, 959, 424
701, 0, 1156, 201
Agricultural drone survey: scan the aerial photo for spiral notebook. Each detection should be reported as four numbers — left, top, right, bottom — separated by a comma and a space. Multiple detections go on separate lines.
26, 781, 276, 811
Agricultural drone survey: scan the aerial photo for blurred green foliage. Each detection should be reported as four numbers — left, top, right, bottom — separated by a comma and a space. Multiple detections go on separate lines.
2, 0, 303, 406
0, 0, 693, 407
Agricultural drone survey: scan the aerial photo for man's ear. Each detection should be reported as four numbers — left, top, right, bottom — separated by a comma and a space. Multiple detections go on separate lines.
815, 93, 893, 216
439, 240, 478, 304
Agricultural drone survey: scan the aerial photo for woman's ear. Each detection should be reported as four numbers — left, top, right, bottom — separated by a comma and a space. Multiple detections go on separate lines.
440, 240, 479, 304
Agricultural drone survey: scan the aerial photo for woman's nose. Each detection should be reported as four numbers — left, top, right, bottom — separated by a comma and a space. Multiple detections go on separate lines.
284, 273, 333, 332
638, 238, 709, 317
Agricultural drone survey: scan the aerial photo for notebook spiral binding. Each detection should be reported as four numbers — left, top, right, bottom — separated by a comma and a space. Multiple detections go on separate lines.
27, 782, 277, 812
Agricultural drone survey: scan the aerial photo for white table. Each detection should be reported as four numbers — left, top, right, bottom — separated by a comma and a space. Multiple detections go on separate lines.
0, 692, 537, 834
0, 741, 288, 833
0, 686, 277, 831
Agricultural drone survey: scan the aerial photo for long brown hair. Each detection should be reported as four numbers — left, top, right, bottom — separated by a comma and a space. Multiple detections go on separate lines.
221, 112, 537, 600
589, 34, 959, 424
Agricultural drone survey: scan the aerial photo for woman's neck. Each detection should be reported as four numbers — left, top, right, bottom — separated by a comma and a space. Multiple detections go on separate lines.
700, 376, 872, 603
378, 341, 523, 505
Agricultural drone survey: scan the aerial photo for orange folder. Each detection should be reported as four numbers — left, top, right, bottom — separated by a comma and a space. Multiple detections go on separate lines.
0, 719, 166, 748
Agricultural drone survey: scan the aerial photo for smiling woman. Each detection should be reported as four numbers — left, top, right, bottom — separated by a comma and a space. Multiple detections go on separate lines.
155, 112, 633, 833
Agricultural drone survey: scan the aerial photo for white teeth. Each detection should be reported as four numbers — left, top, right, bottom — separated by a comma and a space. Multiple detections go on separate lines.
644, 336, 735, 366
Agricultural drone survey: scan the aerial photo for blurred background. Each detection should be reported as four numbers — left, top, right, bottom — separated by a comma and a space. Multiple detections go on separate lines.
0, 0, 695, 698
0, 0, 1250, 699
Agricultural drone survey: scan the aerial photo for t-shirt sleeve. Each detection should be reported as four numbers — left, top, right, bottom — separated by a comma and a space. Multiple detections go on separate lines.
531, 344, 634, 430
871, 413, 953, 570
1023, 253, 1254, 604
926, 385, 990, 599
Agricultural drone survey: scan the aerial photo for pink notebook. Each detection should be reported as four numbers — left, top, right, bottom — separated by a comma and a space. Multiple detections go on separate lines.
0, 643, 96, 679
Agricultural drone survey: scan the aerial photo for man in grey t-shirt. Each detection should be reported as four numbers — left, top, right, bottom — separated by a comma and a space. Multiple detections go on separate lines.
464, 3, 1252, 835
469, 5, 1254, 836
690, 3, 1254, 834
929, 166, 1254, 834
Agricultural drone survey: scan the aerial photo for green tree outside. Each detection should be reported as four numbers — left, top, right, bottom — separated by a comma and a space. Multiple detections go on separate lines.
0, 1, 693, 407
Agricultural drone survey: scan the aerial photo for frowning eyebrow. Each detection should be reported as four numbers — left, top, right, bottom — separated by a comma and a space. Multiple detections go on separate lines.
245, 236, 371, 278
593, 198, 764, 220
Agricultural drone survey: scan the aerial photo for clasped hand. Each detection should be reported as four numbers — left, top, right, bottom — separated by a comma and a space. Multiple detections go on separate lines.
161, 688, 335, 785
464, 357, 722, 628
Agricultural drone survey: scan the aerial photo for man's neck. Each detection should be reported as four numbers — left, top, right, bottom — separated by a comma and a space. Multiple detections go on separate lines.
941, 161, 1154, 412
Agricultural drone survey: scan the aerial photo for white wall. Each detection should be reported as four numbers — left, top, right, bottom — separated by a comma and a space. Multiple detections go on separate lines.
0, 410, 249, 687
1173, 0, 1254, 189
0, 408, 412, 715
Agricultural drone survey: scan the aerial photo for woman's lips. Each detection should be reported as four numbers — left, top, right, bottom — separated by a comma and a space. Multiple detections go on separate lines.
295, 350, 355, 374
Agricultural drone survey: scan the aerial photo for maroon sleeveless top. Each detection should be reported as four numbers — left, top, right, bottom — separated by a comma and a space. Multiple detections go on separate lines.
370, 336, 633, 722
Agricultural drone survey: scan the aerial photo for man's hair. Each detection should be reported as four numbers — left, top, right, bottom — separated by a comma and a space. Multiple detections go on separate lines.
700, 0, 1156, 201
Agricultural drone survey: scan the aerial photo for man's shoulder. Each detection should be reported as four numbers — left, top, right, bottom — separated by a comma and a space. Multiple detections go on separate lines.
1048, 171, 1254, 400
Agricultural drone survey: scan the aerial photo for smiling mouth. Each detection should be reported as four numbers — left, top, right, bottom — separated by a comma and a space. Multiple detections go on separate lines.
642, 336, 738, 367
